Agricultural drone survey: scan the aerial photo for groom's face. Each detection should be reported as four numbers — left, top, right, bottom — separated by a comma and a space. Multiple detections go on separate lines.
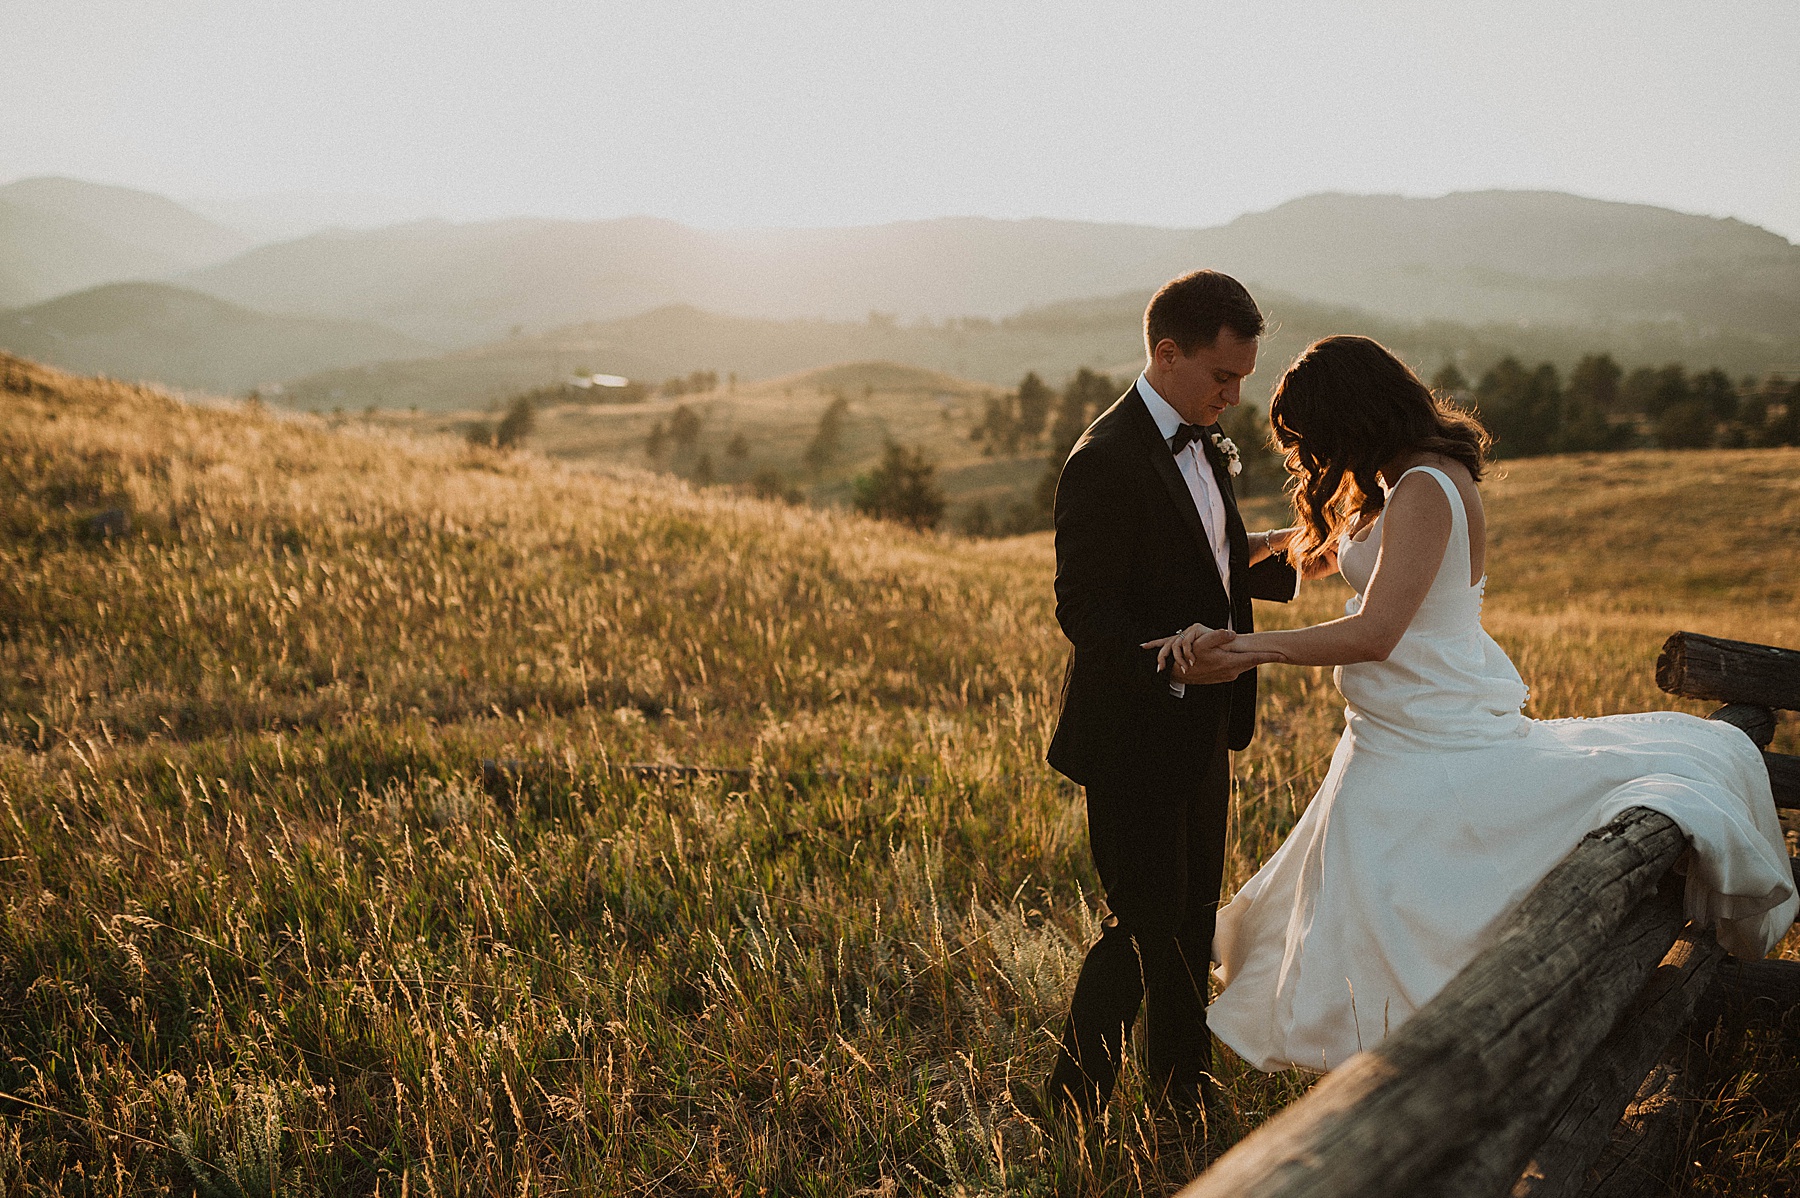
1157, 328, 1259, 426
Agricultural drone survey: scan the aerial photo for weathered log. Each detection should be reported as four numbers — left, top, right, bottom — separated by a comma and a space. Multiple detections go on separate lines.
1707, 703, 1778, 748
1581, 955, 1800, 1196
1768, 753, 1800, 810
1546, 957, 1800, 1198
1506, 919, 1724, 1197
1706, 955, 1800, 1022
1409, 883, 1691, 1198
1178, 809, 1687, 1198
1702, 704, 1798, 808
1657, 632, 1800, 712
1579, 1029, 1710, 1198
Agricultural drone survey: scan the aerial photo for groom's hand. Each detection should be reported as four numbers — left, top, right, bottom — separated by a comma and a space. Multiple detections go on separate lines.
1169, 641, 1279, 685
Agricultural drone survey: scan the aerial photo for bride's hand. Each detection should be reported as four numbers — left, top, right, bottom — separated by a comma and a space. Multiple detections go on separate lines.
1145, 623, 1285, 684
1143, 623, 1235, 673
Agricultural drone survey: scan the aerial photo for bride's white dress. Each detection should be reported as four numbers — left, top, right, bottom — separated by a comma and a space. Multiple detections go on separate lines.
1207, 465, 1797, 1073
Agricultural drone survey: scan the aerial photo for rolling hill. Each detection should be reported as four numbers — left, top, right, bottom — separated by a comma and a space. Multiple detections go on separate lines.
280, 287, 1800, 416
0, 177, 256, 307
0, 200, 173, 309
182, 191, 1800, 351
0, 281, 434, 394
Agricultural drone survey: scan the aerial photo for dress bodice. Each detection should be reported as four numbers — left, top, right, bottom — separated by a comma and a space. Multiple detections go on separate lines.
1334, 466, 1529, 750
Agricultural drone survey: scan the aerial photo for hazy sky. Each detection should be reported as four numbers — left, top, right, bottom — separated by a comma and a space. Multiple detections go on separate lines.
5, 0, 1798, 239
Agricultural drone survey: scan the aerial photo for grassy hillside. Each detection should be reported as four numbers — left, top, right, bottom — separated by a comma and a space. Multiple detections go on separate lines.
0, 282, 434, 394
2, 353, 1796, 1194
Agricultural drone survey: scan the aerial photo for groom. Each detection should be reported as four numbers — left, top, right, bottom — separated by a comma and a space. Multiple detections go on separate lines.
1042, 269, 1296, 1125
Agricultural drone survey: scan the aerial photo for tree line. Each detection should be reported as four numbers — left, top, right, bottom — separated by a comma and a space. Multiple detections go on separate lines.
955, 354, 1799, 537
1434, 356, 1800, 457
471, 352, 1800, 538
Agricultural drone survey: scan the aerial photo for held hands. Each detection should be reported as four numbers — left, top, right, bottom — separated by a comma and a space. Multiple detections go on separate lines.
1142, 623, 1283, 686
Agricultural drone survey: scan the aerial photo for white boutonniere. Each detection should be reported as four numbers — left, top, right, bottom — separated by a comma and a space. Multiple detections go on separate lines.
1211, 432, 1242, 477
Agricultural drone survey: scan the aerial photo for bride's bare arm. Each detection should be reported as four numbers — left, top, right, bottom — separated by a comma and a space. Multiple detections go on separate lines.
1251, 526, 1342, 580
1248, 527, 1293, 567
1179, 473, 1453, 668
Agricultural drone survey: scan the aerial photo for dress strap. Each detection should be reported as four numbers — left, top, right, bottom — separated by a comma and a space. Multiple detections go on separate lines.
1396, 465, 1465, 524
1396, 465, 1472, 581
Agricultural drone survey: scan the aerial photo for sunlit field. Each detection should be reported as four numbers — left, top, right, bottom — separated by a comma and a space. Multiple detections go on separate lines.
3, 352, 1796, 1195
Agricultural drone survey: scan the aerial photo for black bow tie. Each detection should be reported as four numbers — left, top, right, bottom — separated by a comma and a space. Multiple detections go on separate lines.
1169, 423, 1208, 456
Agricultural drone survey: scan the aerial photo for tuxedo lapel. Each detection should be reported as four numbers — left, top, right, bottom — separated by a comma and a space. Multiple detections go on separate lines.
1128, 393, 1210, 550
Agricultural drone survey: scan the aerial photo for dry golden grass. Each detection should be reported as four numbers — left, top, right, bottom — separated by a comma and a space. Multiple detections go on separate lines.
2, 351, 1796, 1195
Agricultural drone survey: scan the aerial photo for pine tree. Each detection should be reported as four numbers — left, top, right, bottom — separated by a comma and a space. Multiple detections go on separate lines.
1037, 369, 1115, 514
851, 443, 946, 531
803, 395, 850, 474
494, 396, 535, 448
1431, 362, 1470, 397
669, 404, 702, 451
1015, 372, 1053, 443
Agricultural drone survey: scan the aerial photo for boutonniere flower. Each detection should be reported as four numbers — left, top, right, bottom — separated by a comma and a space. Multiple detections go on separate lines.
1211, 432, 1242, 477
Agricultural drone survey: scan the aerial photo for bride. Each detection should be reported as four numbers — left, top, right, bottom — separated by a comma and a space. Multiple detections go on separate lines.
1152, 335, 1797, 1073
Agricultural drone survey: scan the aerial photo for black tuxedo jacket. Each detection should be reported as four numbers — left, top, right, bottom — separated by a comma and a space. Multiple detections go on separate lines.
1047, 387, 1297, 787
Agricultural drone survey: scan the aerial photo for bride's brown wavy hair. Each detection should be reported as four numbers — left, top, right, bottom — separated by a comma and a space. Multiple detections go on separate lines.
1269, 336, 1491, 571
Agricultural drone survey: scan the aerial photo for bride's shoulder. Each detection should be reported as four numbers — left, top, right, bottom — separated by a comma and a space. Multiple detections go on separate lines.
1386, 468, 1455, 511
1399, 453, 1474, 483
1380, 467, 1460, 536
1390, 456, 1477, 499
1388, 458, 1484, 534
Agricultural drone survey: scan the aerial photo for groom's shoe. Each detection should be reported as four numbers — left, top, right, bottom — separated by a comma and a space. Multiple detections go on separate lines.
1152, 1073, 1225, 1141
1013, 1079, 1095, 1144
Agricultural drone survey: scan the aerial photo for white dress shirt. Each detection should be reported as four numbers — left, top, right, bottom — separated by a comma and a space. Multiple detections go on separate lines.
1136, 374, 1233, 597
1137, 374, 1237, 699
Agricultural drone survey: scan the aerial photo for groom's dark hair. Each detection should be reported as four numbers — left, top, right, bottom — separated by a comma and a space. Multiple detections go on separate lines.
1145, 270, 1264, 355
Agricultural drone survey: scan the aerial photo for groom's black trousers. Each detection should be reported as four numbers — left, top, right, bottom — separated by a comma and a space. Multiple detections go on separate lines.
1048, 717, 1232, 1116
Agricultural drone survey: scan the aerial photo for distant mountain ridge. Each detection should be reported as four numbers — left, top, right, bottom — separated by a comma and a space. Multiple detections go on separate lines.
5, 177, 1797, 399
0, 177, 255, 306
1197, 191, 1800, 334
0, 282, 432, 394
181, 190, 1800, 350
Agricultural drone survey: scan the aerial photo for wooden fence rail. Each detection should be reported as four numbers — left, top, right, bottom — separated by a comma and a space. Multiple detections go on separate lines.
1660, 631, 1800, 809
1179, 632, 1800, 1198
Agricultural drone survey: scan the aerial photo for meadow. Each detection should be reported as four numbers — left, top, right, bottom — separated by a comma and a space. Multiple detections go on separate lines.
382, 361, 1049, 525
1, 351, 1796, 1196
